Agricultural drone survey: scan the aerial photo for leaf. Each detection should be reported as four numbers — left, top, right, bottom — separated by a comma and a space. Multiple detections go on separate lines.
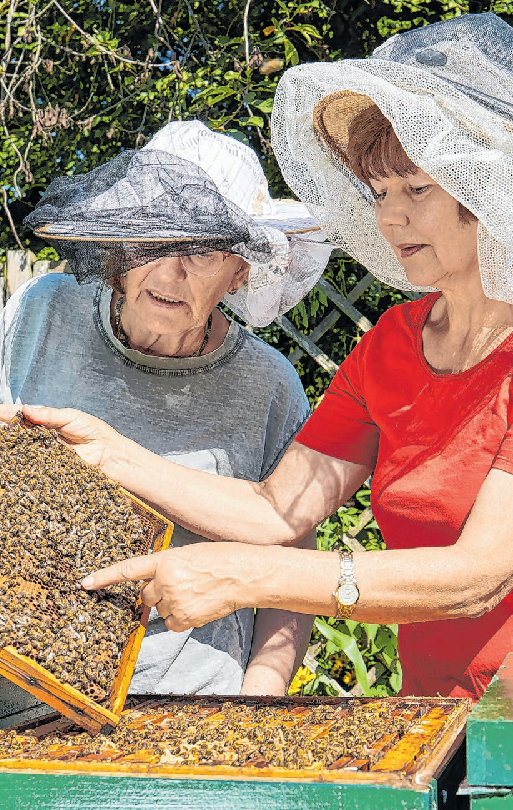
244, 116, 264, 128
195, 85, 235, 103
389, 667, 402, 693
295, 300, 308, 328
315, 618, 371, 695
295, 23, 323, 39
283, 36, 299, 66
252, 98, 274, 113
263, 25, 277, 35
224, 129, 250, 146
275, 0, 290, 16
363, 623, 380, 646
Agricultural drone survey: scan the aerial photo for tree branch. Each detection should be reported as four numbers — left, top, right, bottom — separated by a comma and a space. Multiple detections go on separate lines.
243, 0, 251, 65
1, 187, 25, 250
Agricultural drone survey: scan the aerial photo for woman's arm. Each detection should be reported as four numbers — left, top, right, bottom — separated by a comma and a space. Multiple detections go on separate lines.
7, 405, 513, 630
0, 405, 370, 545
240, 531, 316, 696
80, 467, 513, 632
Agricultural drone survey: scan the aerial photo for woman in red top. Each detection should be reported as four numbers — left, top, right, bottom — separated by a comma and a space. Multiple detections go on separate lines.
5, 13, 513, 700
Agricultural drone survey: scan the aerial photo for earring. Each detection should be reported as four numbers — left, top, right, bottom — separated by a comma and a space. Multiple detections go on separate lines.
227, 288, 238, 295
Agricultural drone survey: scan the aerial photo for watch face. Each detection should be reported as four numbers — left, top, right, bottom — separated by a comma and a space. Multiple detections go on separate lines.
337, 583, 359, 606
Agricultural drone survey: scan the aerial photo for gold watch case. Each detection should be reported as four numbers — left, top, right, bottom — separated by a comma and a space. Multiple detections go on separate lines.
332, 551, 360, 619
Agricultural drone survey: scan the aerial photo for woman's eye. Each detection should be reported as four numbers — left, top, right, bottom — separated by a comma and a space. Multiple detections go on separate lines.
372, 190, 386, 202
410, 185, 429, 195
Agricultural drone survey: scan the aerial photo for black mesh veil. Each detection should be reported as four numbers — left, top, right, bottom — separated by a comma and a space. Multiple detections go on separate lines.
23, 120, 334, 326
24, 150, 274, 283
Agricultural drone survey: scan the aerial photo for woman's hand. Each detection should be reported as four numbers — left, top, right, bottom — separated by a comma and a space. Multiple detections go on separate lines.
81, 543, 254, 632
0, 404, 120, 470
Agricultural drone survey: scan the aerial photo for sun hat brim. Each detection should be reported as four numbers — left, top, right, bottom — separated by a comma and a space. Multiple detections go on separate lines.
35, 199, 322, 244
34, 225, 232, 246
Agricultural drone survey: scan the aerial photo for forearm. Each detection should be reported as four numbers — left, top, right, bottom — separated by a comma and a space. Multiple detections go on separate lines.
82, 467, 513, 632
248, 543, 509, 624
105, 435, 298, 544
240, 610, 314, 695
105, 437, 367, 546
81, 529, 513, 633
0, 405, 370, 547
240, 530, 317, 696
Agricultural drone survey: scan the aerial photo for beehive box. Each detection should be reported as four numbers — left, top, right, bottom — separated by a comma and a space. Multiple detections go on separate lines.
0, 695, 471, 810
465, 653, 513, 808
0, 415, 174, 735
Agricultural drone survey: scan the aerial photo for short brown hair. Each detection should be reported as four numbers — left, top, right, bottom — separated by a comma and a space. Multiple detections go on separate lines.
346, 105, 477, 226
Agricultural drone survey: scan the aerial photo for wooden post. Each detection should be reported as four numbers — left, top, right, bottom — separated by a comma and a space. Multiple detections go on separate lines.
6, 250, 35, 300
32, 259, 51, 277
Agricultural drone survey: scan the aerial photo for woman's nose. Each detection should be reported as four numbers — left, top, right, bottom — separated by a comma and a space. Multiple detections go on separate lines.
156, 256, 187, 280
376, 193, 410, 229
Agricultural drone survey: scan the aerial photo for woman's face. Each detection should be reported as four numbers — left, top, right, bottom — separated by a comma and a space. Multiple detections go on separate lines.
122, 253, 248, 335
370, 168, 479, 289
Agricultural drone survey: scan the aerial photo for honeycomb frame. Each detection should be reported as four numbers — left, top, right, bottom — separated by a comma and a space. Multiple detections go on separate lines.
0, 414, 173, 735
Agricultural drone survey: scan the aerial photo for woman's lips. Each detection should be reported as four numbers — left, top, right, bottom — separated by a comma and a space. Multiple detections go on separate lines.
146, 290, 185, 308
398, 244, 426, 258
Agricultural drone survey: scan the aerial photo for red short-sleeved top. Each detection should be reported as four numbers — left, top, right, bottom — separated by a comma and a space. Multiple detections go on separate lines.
296, 292, 513, 700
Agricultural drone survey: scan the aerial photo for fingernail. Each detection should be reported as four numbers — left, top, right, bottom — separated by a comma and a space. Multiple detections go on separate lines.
81, 575, 94, 588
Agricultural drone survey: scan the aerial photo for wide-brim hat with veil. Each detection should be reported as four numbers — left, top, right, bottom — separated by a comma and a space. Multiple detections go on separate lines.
24, 121, 333, 327
271, 12, 513, 303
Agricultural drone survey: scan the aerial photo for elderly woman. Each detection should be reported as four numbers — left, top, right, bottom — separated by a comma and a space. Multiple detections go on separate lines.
0, 120, 333, 706
7, 13, 513, 701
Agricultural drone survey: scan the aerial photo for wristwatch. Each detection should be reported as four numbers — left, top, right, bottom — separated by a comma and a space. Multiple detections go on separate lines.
332, 551, 360, 620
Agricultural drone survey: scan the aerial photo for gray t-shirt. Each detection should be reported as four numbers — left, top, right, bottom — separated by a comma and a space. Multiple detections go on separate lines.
0, 273, 310, 701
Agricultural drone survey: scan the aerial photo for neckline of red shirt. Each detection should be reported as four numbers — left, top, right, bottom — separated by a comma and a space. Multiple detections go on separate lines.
415, 291, 513, 380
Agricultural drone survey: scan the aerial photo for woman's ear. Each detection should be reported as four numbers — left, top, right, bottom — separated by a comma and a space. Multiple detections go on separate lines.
228, 260, 250, 294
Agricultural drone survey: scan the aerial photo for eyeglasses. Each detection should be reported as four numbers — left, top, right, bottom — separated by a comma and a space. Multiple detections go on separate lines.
179, 251, 232, 278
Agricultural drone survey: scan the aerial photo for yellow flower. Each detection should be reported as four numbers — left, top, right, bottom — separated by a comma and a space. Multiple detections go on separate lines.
288, 665, 316, 695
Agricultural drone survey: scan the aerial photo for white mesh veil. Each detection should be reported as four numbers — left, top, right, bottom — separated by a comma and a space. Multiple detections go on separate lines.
25, 121, 333, 327
271, 13, 513, 302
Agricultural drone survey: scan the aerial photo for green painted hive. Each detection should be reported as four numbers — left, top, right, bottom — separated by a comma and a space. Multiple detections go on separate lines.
466, 652, 513, 810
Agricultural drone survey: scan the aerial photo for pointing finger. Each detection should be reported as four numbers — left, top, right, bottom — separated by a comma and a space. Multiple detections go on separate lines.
81, 553, 159, 590
140, 579, 161, 608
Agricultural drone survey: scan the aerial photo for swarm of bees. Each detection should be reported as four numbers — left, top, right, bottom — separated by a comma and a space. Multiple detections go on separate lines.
0, 698, 425, 771
0, 419, 152, 699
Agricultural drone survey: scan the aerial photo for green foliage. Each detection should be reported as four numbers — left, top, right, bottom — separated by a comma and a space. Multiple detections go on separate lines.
316, 487, 384, 553
306, 618, 402, 696
0, 0, 359, 254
